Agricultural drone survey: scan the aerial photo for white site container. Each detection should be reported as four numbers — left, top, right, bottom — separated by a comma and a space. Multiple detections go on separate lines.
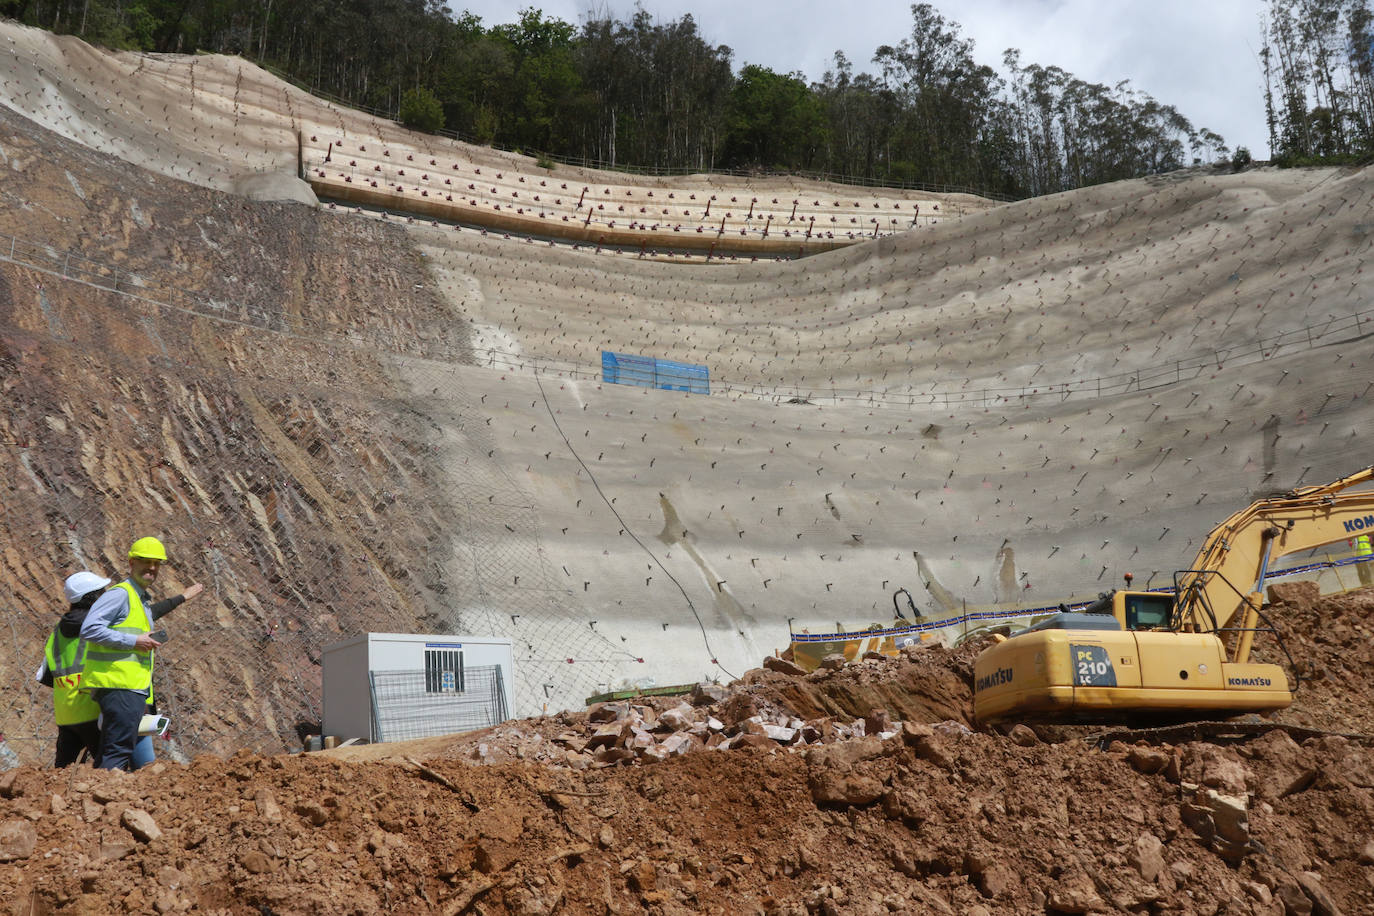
321, 633, 514, 743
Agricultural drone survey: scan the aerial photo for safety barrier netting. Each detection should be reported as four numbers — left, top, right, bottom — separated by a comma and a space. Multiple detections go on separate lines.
4, 219, 1374, 767
0, 242, 639, 766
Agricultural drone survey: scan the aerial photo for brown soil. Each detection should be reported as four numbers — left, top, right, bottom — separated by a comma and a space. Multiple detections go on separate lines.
3, 588, 1372, 915
1263, 583, 1374, 735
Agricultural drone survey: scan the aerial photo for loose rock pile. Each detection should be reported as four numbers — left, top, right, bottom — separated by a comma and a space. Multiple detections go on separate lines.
436, 644, 976, 772
526, 680, 903, 769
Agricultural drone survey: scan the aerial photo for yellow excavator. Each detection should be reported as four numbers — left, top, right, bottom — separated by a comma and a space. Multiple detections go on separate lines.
974, 466, 1374, 723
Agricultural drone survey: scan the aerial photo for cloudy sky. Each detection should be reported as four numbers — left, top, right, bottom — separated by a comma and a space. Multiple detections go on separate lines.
452, 0, 1270, 157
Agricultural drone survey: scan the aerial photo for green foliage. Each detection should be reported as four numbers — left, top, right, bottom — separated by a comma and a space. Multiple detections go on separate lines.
76, 5, 135, 49
872, 4, 991, 185
124, 3, 159, 50
1232, 147, 1253, 171
1000, 53, 1199, 195
399, 87, 444, 134
9, 1, 1235, 198
28, 0, 157, 50
722, 66, 827, 169
496, 9, 583, 152
1272, 150, 1371, 167
576, 10, 734, 169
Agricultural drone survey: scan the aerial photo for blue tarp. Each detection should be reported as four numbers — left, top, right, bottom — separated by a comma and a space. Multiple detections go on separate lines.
602, 351, 709, 394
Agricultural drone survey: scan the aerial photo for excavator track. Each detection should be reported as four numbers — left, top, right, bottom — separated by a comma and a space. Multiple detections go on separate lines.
1086, 720, 1374, 750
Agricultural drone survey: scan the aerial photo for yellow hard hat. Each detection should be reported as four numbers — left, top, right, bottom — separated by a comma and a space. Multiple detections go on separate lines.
128, 536, 168, 561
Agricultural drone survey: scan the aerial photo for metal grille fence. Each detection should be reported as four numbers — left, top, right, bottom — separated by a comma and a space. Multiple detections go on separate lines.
369, 667, 508, 743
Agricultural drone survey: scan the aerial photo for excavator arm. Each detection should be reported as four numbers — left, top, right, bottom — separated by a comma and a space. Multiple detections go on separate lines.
1175, 465, 1374, 662
973, 466, 1374, 724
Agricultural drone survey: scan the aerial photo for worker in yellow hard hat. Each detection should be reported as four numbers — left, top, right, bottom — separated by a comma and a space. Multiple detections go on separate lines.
80, 537, 203, 770
1356, 534, 1373, 588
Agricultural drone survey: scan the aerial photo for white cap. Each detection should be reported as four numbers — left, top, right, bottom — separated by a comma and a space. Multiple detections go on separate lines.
64, 571, 112, 604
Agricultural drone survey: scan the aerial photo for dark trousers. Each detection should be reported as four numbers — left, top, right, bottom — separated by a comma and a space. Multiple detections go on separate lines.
54, 720, 101, 767
94, 688, 146, 771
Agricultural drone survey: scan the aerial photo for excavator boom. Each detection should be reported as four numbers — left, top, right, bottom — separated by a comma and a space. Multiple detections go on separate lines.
973, 466, 1374, 723
1177, 465, 1374, 661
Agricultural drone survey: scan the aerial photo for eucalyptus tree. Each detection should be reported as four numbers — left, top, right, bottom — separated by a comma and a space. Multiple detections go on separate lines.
576, 9, 732, 170
872, 3, 1000, 187
490, 8, 586, 153
1261, 0, 1374, 159
814, 52, 902, 181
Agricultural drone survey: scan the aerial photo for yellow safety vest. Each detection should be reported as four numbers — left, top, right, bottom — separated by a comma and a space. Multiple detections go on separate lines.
1357, 535, 1372, 557
80, 581, 154, 691
44, 629, 100, 725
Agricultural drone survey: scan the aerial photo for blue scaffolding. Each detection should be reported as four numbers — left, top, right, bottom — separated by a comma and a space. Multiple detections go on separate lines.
602, 351, 709, 394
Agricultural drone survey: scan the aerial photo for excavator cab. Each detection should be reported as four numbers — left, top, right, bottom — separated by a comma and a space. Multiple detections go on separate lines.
1123, 592, 1174, 630
1075, 586, 1175, 631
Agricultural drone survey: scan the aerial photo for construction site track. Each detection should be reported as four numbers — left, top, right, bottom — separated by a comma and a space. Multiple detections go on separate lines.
1086, 719, 1374, 750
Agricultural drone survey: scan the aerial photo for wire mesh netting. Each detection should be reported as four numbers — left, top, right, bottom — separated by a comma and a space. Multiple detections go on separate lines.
368, 666, 508, 743
0, 228, 641, 767
6, 151, 1374, 770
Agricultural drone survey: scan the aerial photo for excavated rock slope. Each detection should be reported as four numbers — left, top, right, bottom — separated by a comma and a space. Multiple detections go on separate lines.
3, 26, 1374, 915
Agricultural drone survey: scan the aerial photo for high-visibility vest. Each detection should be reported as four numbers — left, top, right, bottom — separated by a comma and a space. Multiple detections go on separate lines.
1357, 535, 1372, 557
44, 629, 100, 725
80, 581, 154, 691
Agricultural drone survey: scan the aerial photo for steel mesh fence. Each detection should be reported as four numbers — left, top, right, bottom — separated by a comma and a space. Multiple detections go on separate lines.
368, 666, 508, 743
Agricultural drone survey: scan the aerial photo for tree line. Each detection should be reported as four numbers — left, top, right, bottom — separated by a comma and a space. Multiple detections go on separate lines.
5, 1, 1247, 197
1262, 0, 1374, 163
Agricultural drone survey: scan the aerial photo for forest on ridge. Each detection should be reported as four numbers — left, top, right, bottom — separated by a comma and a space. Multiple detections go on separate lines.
5, 1, 1372, 196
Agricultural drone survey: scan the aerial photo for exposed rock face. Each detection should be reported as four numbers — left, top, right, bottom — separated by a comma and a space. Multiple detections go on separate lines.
0, 101, 474, 758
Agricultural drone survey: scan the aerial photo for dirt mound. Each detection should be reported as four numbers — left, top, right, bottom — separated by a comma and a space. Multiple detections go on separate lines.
3, 716, 1370, 914
1264, 583, 1374, 735
736, 643, 980, 727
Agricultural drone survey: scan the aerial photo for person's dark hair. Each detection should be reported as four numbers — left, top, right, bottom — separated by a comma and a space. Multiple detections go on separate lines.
72, 590, 103, 610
